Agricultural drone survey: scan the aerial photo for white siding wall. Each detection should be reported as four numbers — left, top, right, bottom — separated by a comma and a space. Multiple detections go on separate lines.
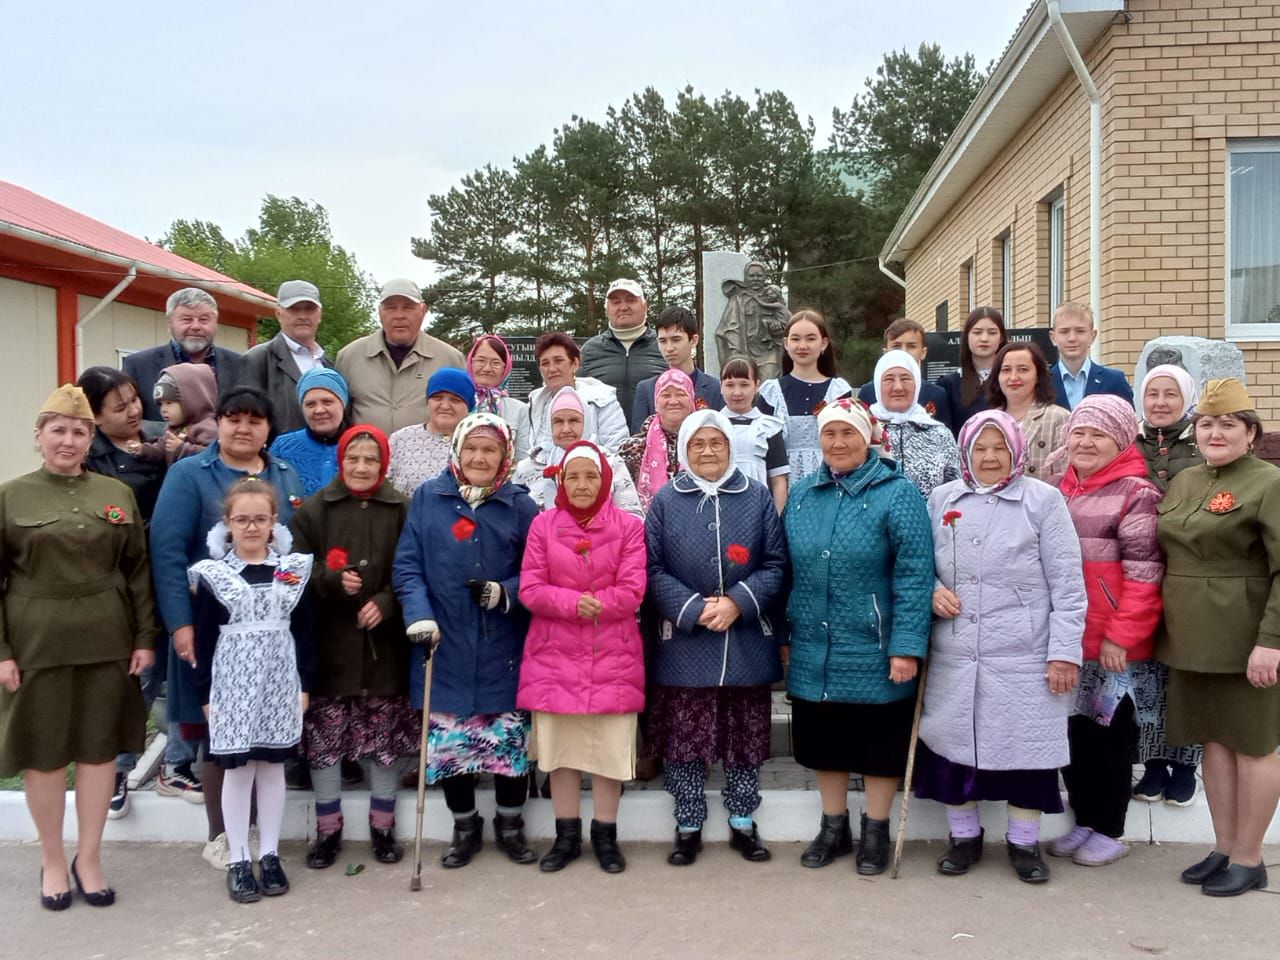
0, 277, 58, 480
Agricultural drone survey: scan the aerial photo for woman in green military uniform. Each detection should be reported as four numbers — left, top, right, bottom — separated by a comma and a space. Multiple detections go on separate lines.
0, 385, 157, 910
1157, 378, 1280, 897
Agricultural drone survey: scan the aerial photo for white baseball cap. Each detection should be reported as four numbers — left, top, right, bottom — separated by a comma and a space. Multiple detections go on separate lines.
606, 278, 644, 299
379, 278, 425, 304
276, 280, 321, 308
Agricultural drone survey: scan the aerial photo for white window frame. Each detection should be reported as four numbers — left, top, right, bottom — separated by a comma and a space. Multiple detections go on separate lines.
964, 258, 975, 314
1001, 232, 1013, 323
1225, 138, 1280, 341
1049, 196, 1065, 320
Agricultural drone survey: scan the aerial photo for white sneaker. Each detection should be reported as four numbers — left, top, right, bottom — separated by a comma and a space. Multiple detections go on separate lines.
202, 832, 230, 870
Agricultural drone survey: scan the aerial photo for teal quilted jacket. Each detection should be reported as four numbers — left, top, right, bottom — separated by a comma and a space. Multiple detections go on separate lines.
783, 454, 932, 704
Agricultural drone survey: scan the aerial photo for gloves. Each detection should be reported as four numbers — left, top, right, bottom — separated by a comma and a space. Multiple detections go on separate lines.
466, 579, 505, 612
406, 619, 440, 648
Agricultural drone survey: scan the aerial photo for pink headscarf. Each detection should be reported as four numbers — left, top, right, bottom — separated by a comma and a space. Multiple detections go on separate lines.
466, 334, 514, 414
549, 386, 585, 419
637, 368, 695, 508
958, 409, 1026, 494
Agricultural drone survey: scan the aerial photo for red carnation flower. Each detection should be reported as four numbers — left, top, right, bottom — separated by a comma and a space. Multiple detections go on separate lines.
726, 543, 750, 565
942, 510, 962, 528
925, 401, 937, 416
542, 465, 560, 479
452, 516, 477, 541
325, 547, 350, 572
575, 538, 592, 555
695, 396, 709, 410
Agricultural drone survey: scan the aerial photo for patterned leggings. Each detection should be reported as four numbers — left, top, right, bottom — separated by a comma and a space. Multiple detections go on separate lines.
664, 760, 761, 829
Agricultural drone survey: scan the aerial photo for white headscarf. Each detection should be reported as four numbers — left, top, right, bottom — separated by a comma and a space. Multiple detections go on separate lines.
870, 350, 936, 426
676, 409, 737, 499
1138, 363, 1198, 424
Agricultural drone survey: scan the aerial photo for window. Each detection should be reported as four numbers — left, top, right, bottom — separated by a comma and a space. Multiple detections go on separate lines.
964, 259, 975, 315
1001, 233, 1013, 322
1049, 195, 1065, 319
1227, 141, 1280, 338
935, 300, 949, 332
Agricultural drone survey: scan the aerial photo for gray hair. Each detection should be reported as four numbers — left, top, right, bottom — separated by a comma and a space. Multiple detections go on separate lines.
166, 287, 218, 317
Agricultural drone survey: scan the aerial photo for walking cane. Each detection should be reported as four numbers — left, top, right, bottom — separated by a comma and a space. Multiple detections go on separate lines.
891, 665, 926, 879
409, 647, 435, 892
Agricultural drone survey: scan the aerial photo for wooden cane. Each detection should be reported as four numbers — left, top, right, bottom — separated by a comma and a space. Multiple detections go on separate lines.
891, 665, 926, 879
409, 650, 434, 892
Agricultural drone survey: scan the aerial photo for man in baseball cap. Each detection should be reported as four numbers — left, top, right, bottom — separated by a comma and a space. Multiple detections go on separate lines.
239, 279, 333, 433
579, 278, 666, 430
334, 278, 466, 434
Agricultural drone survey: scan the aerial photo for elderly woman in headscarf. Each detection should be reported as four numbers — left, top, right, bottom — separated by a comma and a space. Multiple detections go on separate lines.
1048, 396, 1164, 869
517, 440, 647, 874
387, 368, 476, 497
916, 410, 1087, 884
467, 334, 532, 460
392, 412, 540, 869
869, 349, 960, 498
511, 387, 643, 518
1131, 363, 1204, 807
269, 367, 352, 496
618, 368, 697, 512
644, 409, 788, 866
784, 398, 933, 874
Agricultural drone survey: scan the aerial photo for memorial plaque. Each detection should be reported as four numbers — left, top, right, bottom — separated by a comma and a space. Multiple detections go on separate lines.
924, 328, 1058, 382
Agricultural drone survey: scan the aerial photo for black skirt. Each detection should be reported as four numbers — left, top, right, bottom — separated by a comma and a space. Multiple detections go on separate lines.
791, 694, 915, 778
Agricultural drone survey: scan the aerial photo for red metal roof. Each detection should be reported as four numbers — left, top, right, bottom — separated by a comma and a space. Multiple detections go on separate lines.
0, 180, 273, 305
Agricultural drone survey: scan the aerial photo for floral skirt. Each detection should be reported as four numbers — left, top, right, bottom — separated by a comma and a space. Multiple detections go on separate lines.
304, 695, 421, 769
424, 710, 530, 785
644, 685, 771, 768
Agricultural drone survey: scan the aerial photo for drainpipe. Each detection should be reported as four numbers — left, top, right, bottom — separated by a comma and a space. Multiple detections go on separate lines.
878, 255, 907, 291
76, 263, 137, 374
1047, 0, 1103, 361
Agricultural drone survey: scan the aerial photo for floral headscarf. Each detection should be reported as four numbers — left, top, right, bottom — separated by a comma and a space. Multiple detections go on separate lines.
958, 409, 1026, 495
449, 411, 515, 506
637, 368, 695, 509
466, 334, 514, 415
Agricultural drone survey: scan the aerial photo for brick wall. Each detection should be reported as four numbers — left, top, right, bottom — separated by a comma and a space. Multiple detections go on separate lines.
902, 0, 1280, 418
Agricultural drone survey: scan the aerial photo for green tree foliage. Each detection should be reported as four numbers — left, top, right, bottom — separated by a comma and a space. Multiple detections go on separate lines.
161, 195, 377, 355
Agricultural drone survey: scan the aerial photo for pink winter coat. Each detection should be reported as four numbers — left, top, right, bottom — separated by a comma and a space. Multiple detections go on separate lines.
517, 500, 647, 714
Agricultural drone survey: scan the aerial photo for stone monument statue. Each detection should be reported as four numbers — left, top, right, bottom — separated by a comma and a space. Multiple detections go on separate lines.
714, 260, 789, 382
1135, 336, 1248, 400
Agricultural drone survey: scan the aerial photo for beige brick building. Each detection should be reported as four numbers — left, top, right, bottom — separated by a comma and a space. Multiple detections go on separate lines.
882, 0, 1280, 417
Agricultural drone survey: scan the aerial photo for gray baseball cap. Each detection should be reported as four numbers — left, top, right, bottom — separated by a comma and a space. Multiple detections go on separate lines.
379, 278, 425, 304
277, 280, 321, 308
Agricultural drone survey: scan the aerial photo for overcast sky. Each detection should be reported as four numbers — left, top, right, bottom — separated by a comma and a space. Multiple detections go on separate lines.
2, 0, 1032, 290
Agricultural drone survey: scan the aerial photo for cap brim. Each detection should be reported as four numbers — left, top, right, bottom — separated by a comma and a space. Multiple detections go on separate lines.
279, 296, 321, 308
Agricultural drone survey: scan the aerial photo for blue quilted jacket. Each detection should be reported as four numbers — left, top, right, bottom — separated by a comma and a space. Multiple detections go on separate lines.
783, 454, 933, 704
645, 470, 787, 687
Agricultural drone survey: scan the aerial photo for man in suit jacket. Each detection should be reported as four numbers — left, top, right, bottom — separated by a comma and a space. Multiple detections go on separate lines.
1049, 302, 1133, 410
124, 287, 245, 421
631, 305, 724, 426
239, 280, 335, 433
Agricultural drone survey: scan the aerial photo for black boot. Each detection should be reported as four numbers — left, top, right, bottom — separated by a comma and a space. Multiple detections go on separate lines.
494, 812, 537, 864
801, 812, 854, 868
539, 817, 582, 872
226, 860, 261, 903
590, 819, 626, 873
856, 813, 891, 876
1007, 840, 1050, 884
938, 830, 985, 876
370, 825, 404, 864
729, 822, 771, 862
440, 813, 484, 869
305, 828, 343, 869
667, 829, 702, 866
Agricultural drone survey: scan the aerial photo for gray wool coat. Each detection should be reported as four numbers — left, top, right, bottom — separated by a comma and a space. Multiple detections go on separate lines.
920, 475, 1087, 771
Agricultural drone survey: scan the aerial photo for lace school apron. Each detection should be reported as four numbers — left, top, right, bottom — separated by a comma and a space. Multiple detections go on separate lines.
188, 555, 311, 756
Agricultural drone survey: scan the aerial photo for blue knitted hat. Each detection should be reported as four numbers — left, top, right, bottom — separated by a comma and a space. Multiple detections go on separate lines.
296, 366, 350, 407
426, 368, 476, 412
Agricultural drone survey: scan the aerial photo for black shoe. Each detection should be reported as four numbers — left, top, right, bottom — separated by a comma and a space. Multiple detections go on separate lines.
729, 823, 771, 862
108, 771, 130, 820
801, 812, 854, 868
257, 853, 289, 896
1006, 841, 1050, 884
937, 830, 985, 876
1131, 761, 1169, 802
1164, 763, 1197, 807
371, 826, 404, 864
1181, 851, 1230, 885
39, 869, 71, 911
226, 860, 261, 903
856, 814, 891, 876
306, 828, 343, 869
667, 829, 703, 866
70, 856, 115, 907
493, 812, 537, 864
1203, 862, 1268, 897
539, 817, 582, 872
340, 758, 364, 786
590, 819, 626, 873
440, 813, 484, 869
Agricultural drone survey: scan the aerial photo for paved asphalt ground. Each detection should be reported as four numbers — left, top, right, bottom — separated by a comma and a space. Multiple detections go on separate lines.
1, 841, 1277, 959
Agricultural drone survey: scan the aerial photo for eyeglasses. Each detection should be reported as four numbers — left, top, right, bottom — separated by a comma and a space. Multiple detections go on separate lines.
472, 358, 504, 371
228, 515, 274, 530
687, 438, 728, 453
